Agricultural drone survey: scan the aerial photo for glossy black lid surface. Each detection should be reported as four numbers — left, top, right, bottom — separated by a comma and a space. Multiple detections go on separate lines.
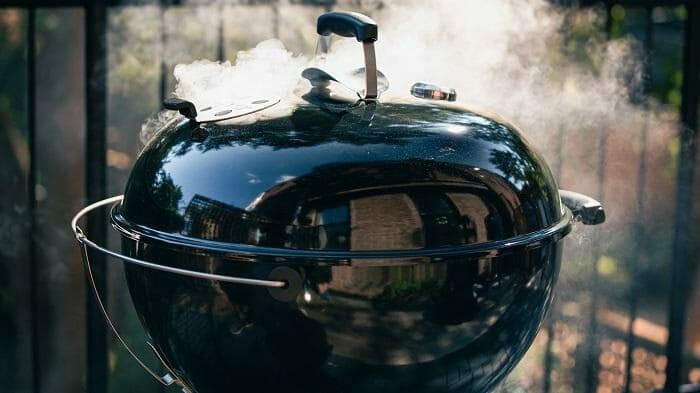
115, 100, 563, 253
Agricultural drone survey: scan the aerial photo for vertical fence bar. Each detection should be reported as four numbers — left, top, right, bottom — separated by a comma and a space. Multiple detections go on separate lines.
543, 304, 555, 393
543, 131, 565, 393
623, 6, 654, 393
26, 6, 39, 393
543, 232, 557, 391
272, 0, 279, 38
583, 5, 614, 393
216, 1, 224, 62
159, 0, 167, 103
156, 2, 168, 371
85, 2, 108, 393
583, 94, 607, 393
155, 43, 168, 386
543, 114, 568, 393
543, 9, 574, 389
665, 3, 700, 392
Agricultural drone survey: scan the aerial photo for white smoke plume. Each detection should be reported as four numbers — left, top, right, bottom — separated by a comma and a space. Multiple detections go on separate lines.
144, 0, 672, 143
141, 0, 677, 223
172, 38, 308, 109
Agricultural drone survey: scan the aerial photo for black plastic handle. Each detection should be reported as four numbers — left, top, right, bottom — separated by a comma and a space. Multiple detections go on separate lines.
559, 190, 606, 225
163, 97, 197, 119
317, 11, 378, 43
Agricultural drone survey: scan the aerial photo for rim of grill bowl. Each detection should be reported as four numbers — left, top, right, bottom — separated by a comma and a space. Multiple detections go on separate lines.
110, 202, 573, 265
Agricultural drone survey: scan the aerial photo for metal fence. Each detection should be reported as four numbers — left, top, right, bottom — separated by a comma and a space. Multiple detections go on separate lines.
0, 1, 697, 393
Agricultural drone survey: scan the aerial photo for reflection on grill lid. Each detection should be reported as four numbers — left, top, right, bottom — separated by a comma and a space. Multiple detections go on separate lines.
115, 102, 563, 253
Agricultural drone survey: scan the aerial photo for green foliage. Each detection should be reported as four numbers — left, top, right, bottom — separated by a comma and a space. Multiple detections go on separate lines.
606, 5, 686, 110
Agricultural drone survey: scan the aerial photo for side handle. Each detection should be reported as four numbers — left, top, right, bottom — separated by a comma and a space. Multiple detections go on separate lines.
71, 196, 290, 393
559, 190, 606, 225
77, 233, 182, 389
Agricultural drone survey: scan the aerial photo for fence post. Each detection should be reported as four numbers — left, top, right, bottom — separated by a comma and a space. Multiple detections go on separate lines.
623, 6, 655, 393
85, 2, 108, 393
665, 3, 700, 392
26, 6, 40, 393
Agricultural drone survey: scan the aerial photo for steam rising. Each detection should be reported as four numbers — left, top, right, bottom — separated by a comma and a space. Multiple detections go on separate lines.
140, 108, 179, 146
363, 0, 666, 174
143, 0, 671, 159
172, 39, 307, 108
141, 0, 675, 227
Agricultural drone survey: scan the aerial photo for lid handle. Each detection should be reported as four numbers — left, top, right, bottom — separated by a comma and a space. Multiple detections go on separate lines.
317, 11, 378, 42
316, 11, 378, 101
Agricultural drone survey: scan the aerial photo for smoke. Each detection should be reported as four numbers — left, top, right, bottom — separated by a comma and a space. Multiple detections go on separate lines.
365, 0, 657, 160
139, 38, 309, 140
140, 109, 180, 146
172, 39, 308, 108
141, 0, 677, 229
147, 0, 670, 140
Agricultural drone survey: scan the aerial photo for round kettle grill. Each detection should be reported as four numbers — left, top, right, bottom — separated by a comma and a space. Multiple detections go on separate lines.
72, 11, 605, 393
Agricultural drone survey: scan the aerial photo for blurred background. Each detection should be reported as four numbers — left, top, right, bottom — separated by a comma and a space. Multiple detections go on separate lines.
0, 0, 698, 393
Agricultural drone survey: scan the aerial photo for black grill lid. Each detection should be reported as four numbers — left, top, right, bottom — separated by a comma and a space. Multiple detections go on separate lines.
113, 100, 565, 254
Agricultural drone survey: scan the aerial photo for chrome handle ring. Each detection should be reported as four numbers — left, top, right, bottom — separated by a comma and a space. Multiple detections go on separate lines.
71, 195, 286, 390
71, 195, 286, 288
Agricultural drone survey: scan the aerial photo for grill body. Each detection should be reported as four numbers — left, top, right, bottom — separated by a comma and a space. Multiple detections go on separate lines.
112, 101, 571, 393
122, 238, 562, 393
